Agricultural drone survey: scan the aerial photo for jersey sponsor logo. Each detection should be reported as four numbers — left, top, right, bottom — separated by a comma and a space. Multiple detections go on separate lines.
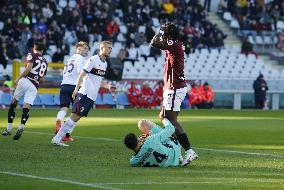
138, 148, 153, 165
27, 54, 33, 61
90, 68, 106, 77
167, 40, 173, 46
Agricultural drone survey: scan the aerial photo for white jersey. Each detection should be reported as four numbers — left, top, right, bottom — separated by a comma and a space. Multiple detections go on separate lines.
78, 54, 107, 101
61, 53, 86, 85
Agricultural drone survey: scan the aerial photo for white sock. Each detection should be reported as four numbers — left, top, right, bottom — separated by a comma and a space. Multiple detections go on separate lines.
56, 110, 67, 121
68, 122, 77, 134
54, 117, 75, 142
7, 123, 12, 131
18, 124, 25, 130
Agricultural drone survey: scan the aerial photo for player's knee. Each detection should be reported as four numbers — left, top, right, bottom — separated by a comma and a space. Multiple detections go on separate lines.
70, 113, 81, 122
23, 103, 31, 109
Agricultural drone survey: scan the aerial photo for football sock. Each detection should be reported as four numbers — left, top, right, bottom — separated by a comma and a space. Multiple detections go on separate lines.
67, 122, 76, 135
8, 103, 16, 124
55, 117, 75, 141
56, 110, 67, 121
177, 133, 191, 151
7, 123, 12, 131
21, 108, 30, 125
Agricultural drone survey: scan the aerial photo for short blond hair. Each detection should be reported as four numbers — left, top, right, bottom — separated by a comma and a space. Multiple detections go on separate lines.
100, 41, 112, 47
76, 41, 88, 49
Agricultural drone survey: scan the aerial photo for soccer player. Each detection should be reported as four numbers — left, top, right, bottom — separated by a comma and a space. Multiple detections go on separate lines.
150, 22, 198, 166
54, 41, 89, 142
51, 41, 113, 146
2, 41, 48, 140
124, 118, 182, 167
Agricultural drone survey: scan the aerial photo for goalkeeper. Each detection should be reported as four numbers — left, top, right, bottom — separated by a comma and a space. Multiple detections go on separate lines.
124, 118, 182, 167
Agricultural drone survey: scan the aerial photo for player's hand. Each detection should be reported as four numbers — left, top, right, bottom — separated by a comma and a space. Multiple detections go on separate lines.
159, 108, 165, 121
72, 89, 78, 100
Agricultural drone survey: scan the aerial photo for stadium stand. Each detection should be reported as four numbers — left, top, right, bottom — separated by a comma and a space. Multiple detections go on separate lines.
0, 0, 284, 109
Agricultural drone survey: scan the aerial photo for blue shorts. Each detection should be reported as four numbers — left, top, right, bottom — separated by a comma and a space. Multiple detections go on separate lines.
60, 84, 76, 108
72, 93, 94, 117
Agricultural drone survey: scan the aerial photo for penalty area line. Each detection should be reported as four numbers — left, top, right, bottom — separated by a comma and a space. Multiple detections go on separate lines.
0, 171, 123, 190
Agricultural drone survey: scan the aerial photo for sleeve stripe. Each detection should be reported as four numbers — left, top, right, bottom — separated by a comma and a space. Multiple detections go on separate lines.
83, 69, 89, 73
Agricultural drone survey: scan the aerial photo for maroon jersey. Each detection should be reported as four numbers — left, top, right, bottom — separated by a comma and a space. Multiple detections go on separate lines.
25, 52, 48, 88
150, 34, 186, 90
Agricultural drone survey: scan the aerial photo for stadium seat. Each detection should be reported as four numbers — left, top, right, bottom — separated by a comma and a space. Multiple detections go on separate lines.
230, 19, 240, 29
276, 21, 284, 31
0, 93, 12, 106
68, 0, 76, 8
223, 12, 232, 22
58, 0, 67, 8
0, 21, 4, 30
116, 93, 129, 106
103, 93, 116, 106
40, 94, 55, 106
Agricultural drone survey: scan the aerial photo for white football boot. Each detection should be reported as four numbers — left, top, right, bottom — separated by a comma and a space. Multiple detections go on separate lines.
182, 149, 198, 166
52, 137, 69, 147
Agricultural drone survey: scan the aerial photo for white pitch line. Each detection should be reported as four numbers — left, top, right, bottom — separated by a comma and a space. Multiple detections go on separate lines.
26, 131, 120, 142
25, 131, 284, 159
0, 171, 123, 190
196, 147, 284, 159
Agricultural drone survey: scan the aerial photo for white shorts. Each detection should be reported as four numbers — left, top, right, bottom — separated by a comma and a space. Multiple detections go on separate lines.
163, 87, 187, 111
14, 78, 37, 105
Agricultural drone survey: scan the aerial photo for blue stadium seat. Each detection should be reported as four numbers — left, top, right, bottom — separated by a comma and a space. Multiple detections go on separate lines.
40, 94, 55, 106
0, 93, 12, 106
95, 94, 104, 105
116, 93, 129, 106
54, 94, 60, 106
102, 93, 116, 106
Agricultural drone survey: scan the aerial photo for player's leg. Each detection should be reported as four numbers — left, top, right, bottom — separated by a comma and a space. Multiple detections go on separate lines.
2, 79, 26, 136
52, 94, 94, 146
13, 82, 37, 140
2, 98, 18, 136
55, 107, 68, 132
55, 85, 74, 133
163, 88, 198, 166
13, 103, 31, 140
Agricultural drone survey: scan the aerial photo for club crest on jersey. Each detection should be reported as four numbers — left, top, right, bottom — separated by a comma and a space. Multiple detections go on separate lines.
27, 54, 33, 61
167, 40, 173, 46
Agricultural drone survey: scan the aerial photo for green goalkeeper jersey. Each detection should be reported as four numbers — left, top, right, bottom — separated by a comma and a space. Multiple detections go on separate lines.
130, 119, 181, 167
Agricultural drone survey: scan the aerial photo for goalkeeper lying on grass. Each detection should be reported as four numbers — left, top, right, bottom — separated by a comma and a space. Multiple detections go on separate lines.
124, 118, 188, 167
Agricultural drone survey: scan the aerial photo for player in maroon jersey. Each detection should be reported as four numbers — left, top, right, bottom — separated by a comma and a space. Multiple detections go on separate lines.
150, 23, 198, 166
2, 41, 48, 140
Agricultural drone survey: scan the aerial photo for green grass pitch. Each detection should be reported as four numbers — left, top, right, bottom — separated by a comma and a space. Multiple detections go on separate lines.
0, 109, 283, 190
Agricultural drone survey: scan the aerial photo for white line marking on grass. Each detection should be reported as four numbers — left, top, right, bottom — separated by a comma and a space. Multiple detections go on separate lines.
0, 171, 123, 190
25, 131, 284, 158
26, 131, 120, 142
96, 178, 284, 185
196, 147, 284, 159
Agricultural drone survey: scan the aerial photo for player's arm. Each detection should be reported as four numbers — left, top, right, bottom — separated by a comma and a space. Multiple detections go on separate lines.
15, 62, 33, 85
156, 119, 175, 143
72, 70, 87, 100
150, 31, 167, 50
